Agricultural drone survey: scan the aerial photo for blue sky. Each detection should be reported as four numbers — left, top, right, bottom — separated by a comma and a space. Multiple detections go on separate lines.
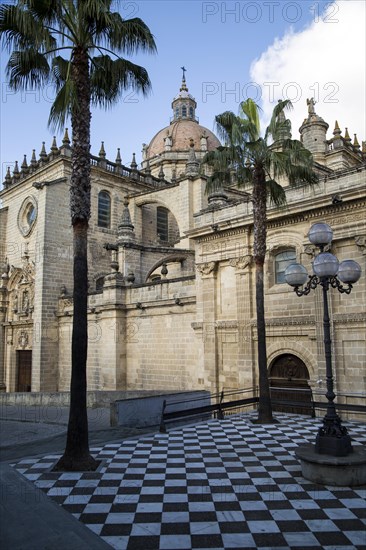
1, 1, 365, 181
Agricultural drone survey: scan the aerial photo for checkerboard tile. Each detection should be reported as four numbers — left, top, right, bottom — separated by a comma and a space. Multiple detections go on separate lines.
13, 413, 366, 549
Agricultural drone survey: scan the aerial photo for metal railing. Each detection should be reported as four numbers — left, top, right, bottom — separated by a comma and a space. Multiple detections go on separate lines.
159, 386, 366, 432
160, 387, 258, 432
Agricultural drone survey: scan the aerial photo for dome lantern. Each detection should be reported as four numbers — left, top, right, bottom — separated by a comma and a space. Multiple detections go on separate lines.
171, 67, 197, 123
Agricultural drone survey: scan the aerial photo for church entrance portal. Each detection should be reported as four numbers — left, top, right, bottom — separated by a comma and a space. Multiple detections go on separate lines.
16, 350, 32, 392
269, 354, 313, 416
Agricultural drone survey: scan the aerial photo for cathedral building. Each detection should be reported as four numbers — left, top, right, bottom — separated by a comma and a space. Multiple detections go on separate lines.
0, 76, 365, 403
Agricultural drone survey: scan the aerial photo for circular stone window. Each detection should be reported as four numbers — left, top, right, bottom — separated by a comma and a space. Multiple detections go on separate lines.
18, 196, 38, 236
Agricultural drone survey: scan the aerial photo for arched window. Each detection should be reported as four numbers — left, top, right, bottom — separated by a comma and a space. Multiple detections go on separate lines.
157, 206, 169, 242
98, 191, 111, 228
181, 105, 187, 118
189, 106, 194, 118
275, 249, 296, 284
175, 107, 179, 119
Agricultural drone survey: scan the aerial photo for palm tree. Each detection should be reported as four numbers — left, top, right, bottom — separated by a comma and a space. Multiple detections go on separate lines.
0, 0, 156, 470
202, 99, 318, 423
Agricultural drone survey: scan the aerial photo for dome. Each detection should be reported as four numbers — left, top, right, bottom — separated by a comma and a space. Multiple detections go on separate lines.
147, 119, 220, 159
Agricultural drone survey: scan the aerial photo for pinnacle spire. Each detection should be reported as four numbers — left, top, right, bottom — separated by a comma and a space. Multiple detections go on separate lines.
21, 155, 29, 175
62, 128, 70, 146
344, 127, 351, 142
353, 134, 360, 148
115, 148, 122, 165
30, 149, 37, 168
99, 141, 106, 159
13, 161, 20, 179
131, 153, 137, 170
120, 197, 134, 227
333, 120, 341, 136
39, 142, 47, 161
158, 164, 165, 180
4, 166, 12, 186
144, 158, 151, 175
118, 196, 135, 242
51, 136, 58, 154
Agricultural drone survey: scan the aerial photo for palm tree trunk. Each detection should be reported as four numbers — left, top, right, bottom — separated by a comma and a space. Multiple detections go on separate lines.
55, 47, 97, 471
252, 171, 274, 423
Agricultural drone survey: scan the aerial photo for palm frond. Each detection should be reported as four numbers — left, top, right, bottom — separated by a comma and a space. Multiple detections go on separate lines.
78, 0, 114, 39
6, 49, 50, 90
107, 17, 157, 55
239, 98, 261, 139
287, 164, 319, 186
266, 179, 287, 206
235, 165, 254, 187
269, 143, 318, 186
202, 97, 318, 207
0, 3, 56, 51
90, 55, 152, 106
204, 171, 232, 195
266, 99, 292, 141
48, 78, 75, 131
267, 117, 292, 142
214, 111, 239, 145
25, 0, 63, 25
51, 54, 70, 89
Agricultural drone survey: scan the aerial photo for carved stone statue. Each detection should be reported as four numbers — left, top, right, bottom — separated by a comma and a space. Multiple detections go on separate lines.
307, 98, 316, 115
164, 132, 172, 151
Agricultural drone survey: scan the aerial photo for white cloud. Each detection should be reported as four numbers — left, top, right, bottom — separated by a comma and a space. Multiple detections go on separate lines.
250, 1, 366, 144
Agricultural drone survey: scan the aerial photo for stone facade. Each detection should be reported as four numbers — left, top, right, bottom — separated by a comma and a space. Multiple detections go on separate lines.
0, 79, 365, 402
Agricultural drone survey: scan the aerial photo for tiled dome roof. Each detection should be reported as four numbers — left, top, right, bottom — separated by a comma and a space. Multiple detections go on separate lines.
145, 73, 221, 159
147, 120, 220, 158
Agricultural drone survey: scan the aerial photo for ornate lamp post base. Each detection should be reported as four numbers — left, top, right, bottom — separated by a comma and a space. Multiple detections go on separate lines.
315, 433, 352, 457
284, 222, 365, 484
315, 416, 353, 457
296, 444, 366, 487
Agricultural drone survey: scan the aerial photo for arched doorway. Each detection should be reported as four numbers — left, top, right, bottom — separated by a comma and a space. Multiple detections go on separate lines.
269, 354, 314, 416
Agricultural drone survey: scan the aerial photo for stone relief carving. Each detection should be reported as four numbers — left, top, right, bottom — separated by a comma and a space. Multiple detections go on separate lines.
270, 354, 309, 380
7, 256, 35, 320
330, 213, 363, 226
355, 236, 366, 255
229, 255, 253, 270
18, 330, 29, 349
59, 297, 74, 313
196, 262, 217, 277
304, 243, 331, 257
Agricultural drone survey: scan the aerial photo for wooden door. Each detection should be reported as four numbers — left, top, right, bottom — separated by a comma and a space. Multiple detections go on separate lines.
16, 350, 32, 392
269, 354, 313, 415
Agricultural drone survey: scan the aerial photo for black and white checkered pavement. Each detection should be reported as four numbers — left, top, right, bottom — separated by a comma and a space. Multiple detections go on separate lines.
13, 413, 366, 549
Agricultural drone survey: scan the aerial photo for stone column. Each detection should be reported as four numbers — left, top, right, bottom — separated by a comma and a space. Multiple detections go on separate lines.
196, 262, 219, 393
231, 254, 254, 388
99, 252, 127, 389
0, 284, 8, 391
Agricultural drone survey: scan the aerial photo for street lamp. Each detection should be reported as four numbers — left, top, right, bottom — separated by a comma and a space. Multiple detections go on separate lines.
284, 222, 361, 457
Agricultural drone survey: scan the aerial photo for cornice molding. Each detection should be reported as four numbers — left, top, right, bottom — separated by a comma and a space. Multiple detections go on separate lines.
196, 227, 247, 243
333, 313, 366, 323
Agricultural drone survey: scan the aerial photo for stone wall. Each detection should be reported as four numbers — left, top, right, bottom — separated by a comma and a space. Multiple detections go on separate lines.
57, 277, 199, 392
192, 165, 366, 396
